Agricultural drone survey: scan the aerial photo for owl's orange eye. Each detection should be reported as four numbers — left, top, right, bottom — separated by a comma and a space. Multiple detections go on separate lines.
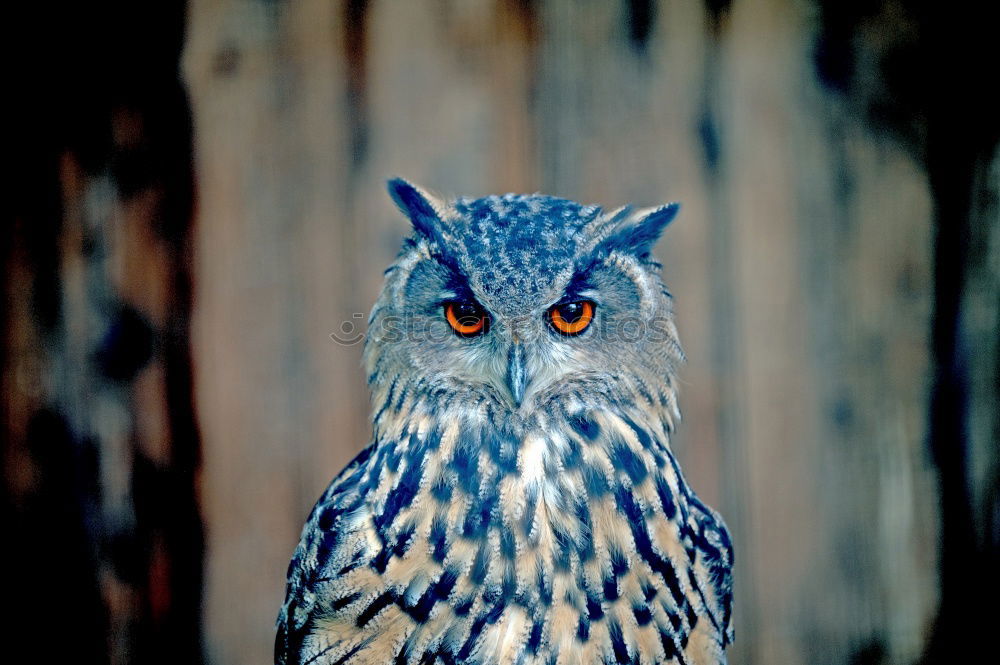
549, 300, 595, 336
445, 301, 489, 337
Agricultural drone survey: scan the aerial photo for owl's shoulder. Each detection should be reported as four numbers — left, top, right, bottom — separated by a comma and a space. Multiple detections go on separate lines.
275, 443, 378, 664
688, 495, 736, 646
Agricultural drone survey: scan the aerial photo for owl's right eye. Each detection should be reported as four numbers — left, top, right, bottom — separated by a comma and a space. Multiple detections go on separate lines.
445, 301, 489, 337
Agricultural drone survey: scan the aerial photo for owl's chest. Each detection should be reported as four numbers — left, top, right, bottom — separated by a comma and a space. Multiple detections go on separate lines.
304, 413, 725, 663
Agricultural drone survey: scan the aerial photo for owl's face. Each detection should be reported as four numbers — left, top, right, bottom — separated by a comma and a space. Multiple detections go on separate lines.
364, 180, 683, 416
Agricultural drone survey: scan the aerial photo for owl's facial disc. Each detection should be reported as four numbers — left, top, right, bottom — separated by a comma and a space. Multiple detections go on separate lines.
370, 179, 685, 414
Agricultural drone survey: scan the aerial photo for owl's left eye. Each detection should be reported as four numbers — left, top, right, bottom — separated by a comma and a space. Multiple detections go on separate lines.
445, 300, 489, 337
549, 300, 595, 336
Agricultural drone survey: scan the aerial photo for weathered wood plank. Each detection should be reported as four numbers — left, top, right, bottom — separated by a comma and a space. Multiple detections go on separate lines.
179, 1, 984, 663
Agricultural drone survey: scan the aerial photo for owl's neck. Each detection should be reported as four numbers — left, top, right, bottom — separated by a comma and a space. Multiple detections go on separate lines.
366, 373, 690, 526
369, 371, 681, 445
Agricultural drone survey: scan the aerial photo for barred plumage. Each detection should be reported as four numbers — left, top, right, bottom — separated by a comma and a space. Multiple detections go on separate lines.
276, 180, 733, 665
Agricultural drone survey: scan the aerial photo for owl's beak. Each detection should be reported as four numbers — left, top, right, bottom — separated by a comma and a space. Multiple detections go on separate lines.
506, 343, 528, 407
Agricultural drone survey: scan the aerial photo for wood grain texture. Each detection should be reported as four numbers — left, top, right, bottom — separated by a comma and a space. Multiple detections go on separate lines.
178, 1, 992, 664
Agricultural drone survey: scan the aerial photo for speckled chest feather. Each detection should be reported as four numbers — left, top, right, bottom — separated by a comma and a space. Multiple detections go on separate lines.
277, 395, 733, 665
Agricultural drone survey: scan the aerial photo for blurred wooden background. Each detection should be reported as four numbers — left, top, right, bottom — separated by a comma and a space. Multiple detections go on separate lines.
5, 1, 997, 664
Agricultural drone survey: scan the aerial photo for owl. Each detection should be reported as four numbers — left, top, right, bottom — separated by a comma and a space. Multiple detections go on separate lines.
275, 180, 734, 665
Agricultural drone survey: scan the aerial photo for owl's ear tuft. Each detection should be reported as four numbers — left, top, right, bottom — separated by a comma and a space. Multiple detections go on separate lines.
387, 178, 447, 243
599, 202, 680, 260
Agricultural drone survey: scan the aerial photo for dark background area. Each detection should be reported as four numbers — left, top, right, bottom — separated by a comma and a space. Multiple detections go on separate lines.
4, 1, 997, 664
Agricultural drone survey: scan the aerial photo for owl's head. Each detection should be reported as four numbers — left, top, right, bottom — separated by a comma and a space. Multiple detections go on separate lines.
363, 179, 684, 421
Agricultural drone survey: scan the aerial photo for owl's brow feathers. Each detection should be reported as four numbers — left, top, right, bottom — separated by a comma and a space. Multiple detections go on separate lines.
387, 179, 680, 318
